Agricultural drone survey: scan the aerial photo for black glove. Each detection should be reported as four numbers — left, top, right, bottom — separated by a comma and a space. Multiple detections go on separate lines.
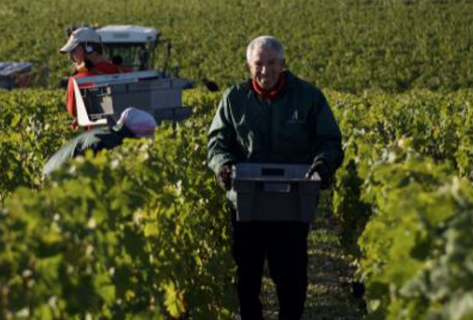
305, 160, 331, 189
217, 164, 233, 191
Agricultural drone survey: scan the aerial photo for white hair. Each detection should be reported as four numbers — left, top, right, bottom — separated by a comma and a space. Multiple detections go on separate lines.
246, 36, 284, 63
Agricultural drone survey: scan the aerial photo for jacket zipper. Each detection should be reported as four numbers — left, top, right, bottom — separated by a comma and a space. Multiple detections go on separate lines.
267, 98, 273, 161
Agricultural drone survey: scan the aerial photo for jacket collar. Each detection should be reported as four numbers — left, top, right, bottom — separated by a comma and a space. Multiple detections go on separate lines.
246, 70, 297, 99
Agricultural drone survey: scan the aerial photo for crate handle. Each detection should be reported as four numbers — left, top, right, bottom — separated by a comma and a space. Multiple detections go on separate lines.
263, 182, 291, 193
261, 168, 285, 176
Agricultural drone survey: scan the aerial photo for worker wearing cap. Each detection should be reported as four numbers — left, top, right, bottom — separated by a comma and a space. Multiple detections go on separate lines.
60, 27, 130, 127
43, 107, 157, 176
207, 36, 343, 320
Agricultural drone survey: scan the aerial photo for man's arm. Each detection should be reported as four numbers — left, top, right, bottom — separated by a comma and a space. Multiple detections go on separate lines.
207, 91, 239, 176
310, 91, 344, 176
66, 77, 77, 118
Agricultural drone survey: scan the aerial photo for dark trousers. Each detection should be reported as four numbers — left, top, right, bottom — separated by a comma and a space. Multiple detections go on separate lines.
231, 212, 310, 320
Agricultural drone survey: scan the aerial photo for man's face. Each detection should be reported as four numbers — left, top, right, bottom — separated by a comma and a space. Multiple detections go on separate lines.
248, 47, 284, 90
69, 45, 85, 66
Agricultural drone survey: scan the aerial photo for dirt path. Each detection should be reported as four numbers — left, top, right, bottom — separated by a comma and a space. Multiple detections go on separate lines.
261, 193, 366, 320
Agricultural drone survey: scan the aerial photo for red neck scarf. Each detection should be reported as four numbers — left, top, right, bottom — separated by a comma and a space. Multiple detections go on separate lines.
252, 72, 286, 102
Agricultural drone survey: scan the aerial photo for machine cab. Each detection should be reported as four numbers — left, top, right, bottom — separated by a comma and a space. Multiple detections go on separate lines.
96, 25, 159, 71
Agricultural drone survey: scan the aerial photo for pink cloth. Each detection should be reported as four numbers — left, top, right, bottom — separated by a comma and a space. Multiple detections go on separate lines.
116, 107, 157, 138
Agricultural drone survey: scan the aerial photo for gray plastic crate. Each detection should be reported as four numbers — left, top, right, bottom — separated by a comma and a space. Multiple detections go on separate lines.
154, 106, 192, 123
83, 80, 182, 121
73, 72, 194, 127
232, 163, 321, 222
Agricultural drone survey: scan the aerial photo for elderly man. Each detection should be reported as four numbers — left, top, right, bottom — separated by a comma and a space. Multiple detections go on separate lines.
207, 36, 343, 320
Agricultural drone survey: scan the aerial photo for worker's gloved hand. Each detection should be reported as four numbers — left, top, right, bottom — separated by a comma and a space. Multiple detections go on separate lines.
305, 160, 331, 189
217, 164, 233, 191
106, 115, 117, 130
69, 118, 79, 131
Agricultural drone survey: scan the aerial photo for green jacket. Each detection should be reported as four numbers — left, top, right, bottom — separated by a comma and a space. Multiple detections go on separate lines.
207, 71, 343, 176
43, 127, 131, 176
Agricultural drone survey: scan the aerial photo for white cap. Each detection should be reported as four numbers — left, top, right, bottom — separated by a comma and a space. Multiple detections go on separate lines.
114, 107, 157, 138
60, 27, 102, 53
